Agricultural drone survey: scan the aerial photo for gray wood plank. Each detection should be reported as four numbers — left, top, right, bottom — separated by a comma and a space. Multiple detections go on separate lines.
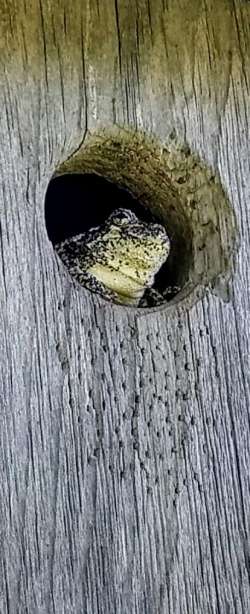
0, 0, 249, 612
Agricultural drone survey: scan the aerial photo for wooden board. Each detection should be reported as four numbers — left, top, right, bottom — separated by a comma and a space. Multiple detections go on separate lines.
0, 0, 249, 612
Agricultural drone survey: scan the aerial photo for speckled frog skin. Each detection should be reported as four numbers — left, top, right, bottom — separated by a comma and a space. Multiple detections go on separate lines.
55, 208, 170, 306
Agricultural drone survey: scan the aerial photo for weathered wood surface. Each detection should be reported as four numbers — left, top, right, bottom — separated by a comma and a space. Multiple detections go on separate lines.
0, 1, 250, 612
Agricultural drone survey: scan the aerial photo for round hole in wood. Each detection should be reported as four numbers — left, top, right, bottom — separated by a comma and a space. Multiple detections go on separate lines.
45, 128, 238, 311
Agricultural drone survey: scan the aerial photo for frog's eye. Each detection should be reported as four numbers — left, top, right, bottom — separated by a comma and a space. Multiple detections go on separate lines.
150, 222, 171, 242
109, 208, 137, 226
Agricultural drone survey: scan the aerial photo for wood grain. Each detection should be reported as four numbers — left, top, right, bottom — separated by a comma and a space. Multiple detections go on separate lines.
0, 0, 249, 612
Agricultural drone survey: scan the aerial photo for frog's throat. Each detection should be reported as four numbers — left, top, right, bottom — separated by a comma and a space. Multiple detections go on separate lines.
88, 263, 146, 302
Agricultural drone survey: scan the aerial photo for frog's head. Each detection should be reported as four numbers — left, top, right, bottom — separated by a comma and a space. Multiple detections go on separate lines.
87, 208, 170, 306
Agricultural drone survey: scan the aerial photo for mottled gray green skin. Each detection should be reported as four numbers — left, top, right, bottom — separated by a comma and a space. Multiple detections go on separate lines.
55, 208, 170, 306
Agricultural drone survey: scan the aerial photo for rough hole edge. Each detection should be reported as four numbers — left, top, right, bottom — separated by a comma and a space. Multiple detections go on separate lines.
52, 127, 239, 314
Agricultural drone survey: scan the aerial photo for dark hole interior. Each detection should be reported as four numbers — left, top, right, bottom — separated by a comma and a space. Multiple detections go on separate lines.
45, 173, 182, 303
45, 173, 156, 243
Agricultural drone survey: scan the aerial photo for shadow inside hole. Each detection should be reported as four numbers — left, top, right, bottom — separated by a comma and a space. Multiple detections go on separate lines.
45, 173, 190, 303
45, 173, 156, 243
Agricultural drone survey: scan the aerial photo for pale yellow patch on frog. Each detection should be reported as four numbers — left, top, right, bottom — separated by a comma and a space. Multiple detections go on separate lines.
86, 213, 170, 305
